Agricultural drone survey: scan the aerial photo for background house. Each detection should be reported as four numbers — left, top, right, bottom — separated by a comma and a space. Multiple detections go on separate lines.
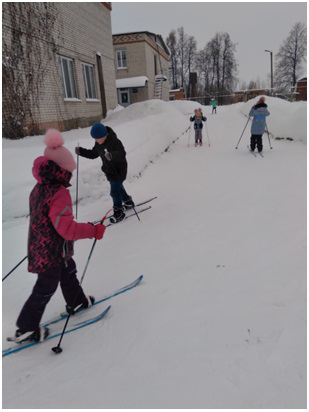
169, 88, 185, 101
112, 31, 170, 107
295, 77, 307, 101
233, 88, 271, 103
3, 2, 117, 138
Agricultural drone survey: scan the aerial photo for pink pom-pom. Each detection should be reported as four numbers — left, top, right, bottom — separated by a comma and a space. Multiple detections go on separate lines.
44, 129, 64, 149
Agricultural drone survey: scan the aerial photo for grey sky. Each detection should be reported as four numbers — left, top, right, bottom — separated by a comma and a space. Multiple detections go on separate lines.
111, 2, 307, 86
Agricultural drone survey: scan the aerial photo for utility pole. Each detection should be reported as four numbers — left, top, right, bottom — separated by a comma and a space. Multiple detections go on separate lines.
264, 50, 273, 95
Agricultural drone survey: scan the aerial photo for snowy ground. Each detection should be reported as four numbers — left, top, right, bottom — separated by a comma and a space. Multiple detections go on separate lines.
2, 97, 307, 408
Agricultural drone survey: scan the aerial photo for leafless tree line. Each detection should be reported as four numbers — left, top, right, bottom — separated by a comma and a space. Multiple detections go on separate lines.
274, 22, 307, 91
166, 28, 238, 104
166, 22, 306, 101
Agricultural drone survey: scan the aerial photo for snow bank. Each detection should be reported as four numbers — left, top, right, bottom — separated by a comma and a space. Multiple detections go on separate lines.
2, 95, 306, 409
2, 97, 306, 223
239, 96, 307, 143
2, 100, 189, 222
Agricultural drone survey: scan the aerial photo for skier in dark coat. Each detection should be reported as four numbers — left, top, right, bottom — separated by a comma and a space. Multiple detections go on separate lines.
76, 123, 134, 223
249, 96, 270, 153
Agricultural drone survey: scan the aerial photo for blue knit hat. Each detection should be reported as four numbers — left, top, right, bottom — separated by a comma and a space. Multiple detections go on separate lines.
90, 122, 108, 139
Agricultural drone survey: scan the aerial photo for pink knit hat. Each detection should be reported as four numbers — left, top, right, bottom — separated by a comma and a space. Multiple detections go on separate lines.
43, 129, 76, 173
257, 96, 265, 104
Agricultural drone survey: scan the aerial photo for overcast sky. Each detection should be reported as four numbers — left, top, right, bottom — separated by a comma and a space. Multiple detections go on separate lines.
111, 2, 307, 86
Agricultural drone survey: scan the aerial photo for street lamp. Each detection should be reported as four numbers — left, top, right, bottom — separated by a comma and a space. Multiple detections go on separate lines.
264, 50, 273, 95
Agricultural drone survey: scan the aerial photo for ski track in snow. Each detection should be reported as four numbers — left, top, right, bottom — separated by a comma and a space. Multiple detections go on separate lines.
2, 98, 306, 408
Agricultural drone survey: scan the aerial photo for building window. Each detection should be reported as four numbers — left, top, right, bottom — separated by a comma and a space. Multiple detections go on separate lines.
59, 56, 77, 99
154, 55, 158, 75
82, 63, 97, 99
116, 50, 127, 69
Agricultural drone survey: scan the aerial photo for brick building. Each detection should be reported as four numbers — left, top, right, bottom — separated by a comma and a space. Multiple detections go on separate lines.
234, 89, 270, 103
169, 88, 185, 101
3, 3, 117, 138
295, 77, 307, 101
112, 31, 170, 107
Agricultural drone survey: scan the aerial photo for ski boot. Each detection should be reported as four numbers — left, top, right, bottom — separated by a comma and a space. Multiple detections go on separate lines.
66, 295, 95, 315
123, 197, 135, 211
110, 207, 126, 224
15, 326, 49, 343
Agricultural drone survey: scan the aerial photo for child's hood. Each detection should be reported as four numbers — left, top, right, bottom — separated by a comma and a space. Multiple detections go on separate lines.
32, 156, 72, 186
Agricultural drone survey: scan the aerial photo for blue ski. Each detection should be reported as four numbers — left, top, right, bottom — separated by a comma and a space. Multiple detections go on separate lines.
3, 305, 111, 357
43, 275, 143, 328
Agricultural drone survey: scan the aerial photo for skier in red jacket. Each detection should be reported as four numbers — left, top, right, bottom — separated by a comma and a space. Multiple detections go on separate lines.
15, 129, 105, 344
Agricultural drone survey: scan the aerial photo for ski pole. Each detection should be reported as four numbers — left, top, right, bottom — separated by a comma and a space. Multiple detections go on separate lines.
265, 123, 273, 149
51, 210, 111, 354
187, 122, 192, 147
206, 122, 211, 147
132, 205, 140, 222
235, 117, 250, 149
75, 143, 80, 219
2, 255, 27, 282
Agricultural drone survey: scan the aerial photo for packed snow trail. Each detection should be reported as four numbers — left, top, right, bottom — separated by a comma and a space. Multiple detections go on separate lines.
2, 99, 306, 408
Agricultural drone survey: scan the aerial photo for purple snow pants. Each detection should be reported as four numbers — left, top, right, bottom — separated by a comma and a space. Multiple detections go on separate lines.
16, 258, 87, 333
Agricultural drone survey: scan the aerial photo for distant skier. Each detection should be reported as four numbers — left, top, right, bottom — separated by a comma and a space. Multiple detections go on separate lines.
190, 108, 207, 146
210, 98, 217, 114
76, 123, 134, 224
249, 96, 270, 153
14, 129, 105, 344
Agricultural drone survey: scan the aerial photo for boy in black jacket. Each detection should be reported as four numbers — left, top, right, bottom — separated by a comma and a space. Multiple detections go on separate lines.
76, 122, 134, 223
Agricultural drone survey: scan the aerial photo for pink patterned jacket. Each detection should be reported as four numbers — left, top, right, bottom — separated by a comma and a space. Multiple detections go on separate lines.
28, 156, 96, 273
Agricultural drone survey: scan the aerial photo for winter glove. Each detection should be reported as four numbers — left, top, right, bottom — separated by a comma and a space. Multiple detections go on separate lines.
93, 224, 106, 240
75, 147, 81, 155
104, 149, 112, 161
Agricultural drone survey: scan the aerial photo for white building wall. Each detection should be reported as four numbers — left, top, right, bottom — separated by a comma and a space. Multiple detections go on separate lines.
113, 32, 170, 105
19, 3, 117, 132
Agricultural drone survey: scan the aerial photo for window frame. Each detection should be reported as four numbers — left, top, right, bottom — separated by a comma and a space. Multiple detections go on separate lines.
82, 62, 97, 100
116, 49, 127, 69
59, 56, 78, 99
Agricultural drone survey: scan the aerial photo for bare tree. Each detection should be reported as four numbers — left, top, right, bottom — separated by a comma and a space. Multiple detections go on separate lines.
166, 27, 238, 103
166, 30, 178, 89
2, 3, 58, 138
275, 22, 307, 88
238, 80, 248, 91
196, 47, 213, 101
206, 32, 238, 103
186, 35, 197, 97
176, 27, 188, 88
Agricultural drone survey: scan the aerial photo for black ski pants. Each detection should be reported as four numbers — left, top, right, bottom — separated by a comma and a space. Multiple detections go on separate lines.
250, 134, 263, 152
16, 258, 87, 333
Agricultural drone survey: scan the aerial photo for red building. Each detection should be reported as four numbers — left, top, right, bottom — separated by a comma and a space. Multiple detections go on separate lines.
295, 77, 307, 101
169, 88, 185, 100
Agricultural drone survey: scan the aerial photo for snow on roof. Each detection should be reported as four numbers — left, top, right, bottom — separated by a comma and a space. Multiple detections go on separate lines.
116, 76, 148, 89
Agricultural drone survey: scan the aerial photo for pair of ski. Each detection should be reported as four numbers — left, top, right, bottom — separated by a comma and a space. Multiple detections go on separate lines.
247, 146, 264, 158
3, 275, 143, 357
93, 196, 157, 226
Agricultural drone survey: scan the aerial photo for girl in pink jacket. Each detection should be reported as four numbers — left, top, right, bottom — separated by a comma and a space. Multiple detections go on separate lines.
15, 129, 105, 344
